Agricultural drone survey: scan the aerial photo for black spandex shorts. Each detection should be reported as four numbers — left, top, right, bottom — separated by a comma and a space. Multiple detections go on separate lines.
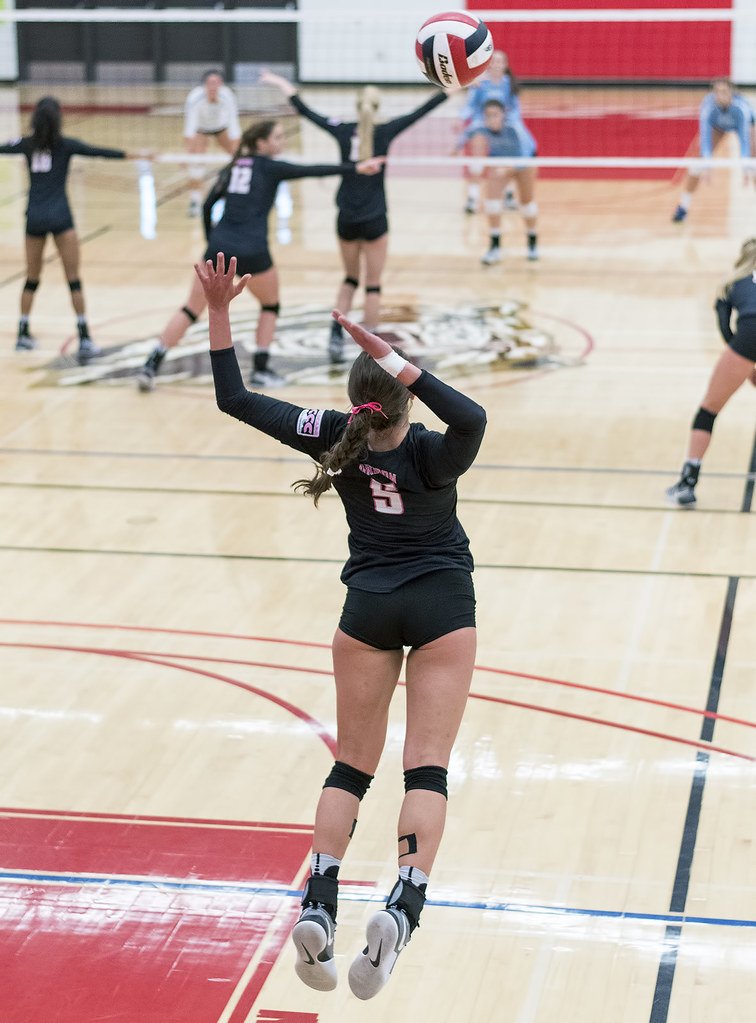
338, 569, 476, 650
729, 315, 756, 362
337, 213, 388, 242
204, 247, 273, 276
26, 219, 74, 238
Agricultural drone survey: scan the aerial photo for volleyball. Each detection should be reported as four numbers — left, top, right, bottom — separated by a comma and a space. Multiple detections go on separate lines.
415, 11, 494, 89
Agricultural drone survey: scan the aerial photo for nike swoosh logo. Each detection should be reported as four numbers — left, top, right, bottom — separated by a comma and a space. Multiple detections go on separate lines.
369, 940, 383, 968
301, 943, 315, 966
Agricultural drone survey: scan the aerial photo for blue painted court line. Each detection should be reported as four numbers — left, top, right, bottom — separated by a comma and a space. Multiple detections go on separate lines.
0, 869, 755, 930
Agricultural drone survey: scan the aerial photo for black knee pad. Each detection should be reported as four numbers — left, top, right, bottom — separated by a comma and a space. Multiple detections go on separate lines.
692, 407, 717, 433
404, 765, 448, 799
261, 303, 280, 315
181, 305, 199, 323
343, 276, 359, 289
365, 285, 381, 294
387, 875, 426, 932
323, 760, 374, 801
23, 279, 39, 293
68, 279, 82, 293
301, 872, 338, 919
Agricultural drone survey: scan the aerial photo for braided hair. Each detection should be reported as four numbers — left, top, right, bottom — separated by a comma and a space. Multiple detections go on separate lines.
293, 351, 411, 506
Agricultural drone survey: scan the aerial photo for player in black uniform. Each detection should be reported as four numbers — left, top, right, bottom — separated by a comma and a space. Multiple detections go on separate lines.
196, 252, 486, 1000
137, 120, 382, 391
261, 71, 449, 364
667, 238, 756, 506
0, 96, 128, 359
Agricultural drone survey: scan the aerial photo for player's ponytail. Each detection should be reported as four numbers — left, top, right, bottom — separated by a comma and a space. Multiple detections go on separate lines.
31, 96, 62, 150
356, 86, 380, 161
718, 237, 756, 300
292, 351, 412, 506
237, 120, 278, 157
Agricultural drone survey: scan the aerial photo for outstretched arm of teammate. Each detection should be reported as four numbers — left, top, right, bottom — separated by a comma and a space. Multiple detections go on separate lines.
259, 69, 297, 99
332, 310, 421, 386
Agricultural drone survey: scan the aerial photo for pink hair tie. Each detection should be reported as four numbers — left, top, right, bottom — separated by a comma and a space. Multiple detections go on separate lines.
348, 401, 388, 424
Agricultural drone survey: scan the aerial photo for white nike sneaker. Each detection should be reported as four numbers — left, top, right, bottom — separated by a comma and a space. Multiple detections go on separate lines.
348, 907, 410, 1000
291, 905, 337, 991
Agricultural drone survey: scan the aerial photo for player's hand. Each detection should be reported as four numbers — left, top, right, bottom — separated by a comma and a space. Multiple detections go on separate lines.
259, 69, 296, 97
332, 310, 393, 359
194, 253, 250, 309
355, 156, 385, 175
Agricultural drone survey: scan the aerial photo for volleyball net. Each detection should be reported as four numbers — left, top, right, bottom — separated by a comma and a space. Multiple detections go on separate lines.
1, 4, 755, 183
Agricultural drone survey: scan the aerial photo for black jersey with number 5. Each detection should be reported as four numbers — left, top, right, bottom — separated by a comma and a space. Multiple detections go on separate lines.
210, 346, 487, 592
0, 135, 126, 235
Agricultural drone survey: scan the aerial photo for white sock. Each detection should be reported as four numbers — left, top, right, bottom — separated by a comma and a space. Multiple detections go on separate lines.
468, 183, 480, 201
311, 852, 341, 876
398, 865, 429, 890
679, 192, 692, 211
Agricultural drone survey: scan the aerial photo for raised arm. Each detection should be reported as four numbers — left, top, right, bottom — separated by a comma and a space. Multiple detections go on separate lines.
261, 69, 344, 139
195, 255, 346, 451
333, 311, 486, 481
0, 138, 26, 155
381, 91, 449, 144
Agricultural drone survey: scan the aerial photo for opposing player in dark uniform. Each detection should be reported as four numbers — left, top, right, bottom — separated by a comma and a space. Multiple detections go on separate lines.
261, 71, 448, 364
137, 120, 382, 391
0, 96, 128, 359
667, 238, 756, 506
196, 253, 486, 999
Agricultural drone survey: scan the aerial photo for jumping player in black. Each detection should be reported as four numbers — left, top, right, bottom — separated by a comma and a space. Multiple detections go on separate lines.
261, 71, 449, 364
667, 238, 756, 506
138, 120, 382, 391
0, 96, 130, 359
196, 253, 486, 1000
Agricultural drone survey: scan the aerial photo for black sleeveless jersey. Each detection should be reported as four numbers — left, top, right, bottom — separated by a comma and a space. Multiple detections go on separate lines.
0, 135, 126, 232
202, 153, 354, 253
210, 346, 486, 592
289, 92, 447, 222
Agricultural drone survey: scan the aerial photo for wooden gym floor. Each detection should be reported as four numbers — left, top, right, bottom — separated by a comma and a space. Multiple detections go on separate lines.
0, 84, 755, 1023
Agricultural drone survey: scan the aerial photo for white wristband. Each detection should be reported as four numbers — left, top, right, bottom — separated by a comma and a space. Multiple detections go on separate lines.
375, 349, 407, 377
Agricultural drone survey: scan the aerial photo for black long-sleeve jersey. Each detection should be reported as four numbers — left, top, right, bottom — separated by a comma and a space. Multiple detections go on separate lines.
715, 273, 756, 343
0, 135, 126, 235
289, 91, 448, 222
211, 345, 486, 592
202, 153, 355, 253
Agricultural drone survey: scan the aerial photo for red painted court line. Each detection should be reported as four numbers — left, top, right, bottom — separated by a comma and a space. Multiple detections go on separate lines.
0, 617, 333, 649
468, 691, 755, 762
0, 641, 337, 755
475, 664, 756, 731
0, 806, 312, 830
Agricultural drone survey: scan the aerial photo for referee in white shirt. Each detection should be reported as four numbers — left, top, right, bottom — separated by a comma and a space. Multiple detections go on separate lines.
184, 70, 241, 216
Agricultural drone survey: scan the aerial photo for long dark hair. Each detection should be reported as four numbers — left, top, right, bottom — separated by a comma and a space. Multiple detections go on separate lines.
293, 351, 411, 506
31, 96, 62, 149
235, 120, 278, 158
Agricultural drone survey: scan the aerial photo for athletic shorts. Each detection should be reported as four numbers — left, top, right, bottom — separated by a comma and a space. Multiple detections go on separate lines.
196, 127, 231, 137
338, 568, 476, 650
203, 246, 273, 276
729, 315, 756, 362
337, 213, 388, 242
26, 218, 74, 238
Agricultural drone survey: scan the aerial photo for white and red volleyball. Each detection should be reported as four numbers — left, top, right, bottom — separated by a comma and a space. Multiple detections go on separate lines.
415, 10, 493, 89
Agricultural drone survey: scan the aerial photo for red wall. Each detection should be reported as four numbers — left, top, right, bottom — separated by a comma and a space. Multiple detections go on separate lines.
466, 0, 733, 81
